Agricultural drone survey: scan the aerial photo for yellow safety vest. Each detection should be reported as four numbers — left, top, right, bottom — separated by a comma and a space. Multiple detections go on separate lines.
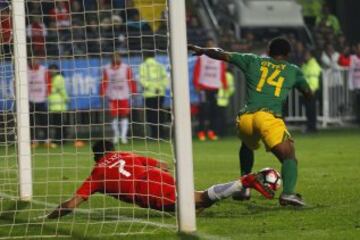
139, 58, 169, 98
48, 74, 68, 112
217, 72, 235, 107
301, 58, 322, 92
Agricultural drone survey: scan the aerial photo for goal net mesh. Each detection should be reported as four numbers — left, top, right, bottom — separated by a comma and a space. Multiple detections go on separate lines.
0, 0, 178, 238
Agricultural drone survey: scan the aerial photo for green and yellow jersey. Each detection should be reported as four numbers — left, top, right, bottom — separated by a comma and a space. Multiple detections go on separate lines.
229, 53, 310, 117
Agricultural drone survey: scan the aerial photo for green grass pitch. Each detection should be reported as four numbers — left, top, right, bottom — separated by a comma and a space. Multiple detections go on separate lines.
0, 128, 359, 239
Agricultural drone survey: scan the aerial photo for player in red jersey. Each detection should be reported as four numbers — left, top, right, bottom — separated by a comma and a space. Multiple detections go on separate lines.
46, 140, 275, 218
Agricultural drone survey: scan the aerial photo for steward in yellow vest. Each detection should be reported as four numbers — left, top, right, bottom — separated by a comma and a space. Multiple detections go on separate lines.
301, 50, 321, 133
301, 53, 321, 92
139, 51, 169, 139
217, 71, 235, 107
48, 65, 68, 112
47, 64, 69, 148
139, 52, 169, 98
216, 71, 235, 136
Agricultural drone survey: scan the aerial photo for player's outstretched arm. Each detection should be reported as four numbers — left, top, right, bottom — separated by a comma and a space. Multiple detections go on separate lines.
188, 44, 231, 62
47, 195, 84, 219
300, 87, 313, 100
295, 70, 314, 100
137, 155, 169, 172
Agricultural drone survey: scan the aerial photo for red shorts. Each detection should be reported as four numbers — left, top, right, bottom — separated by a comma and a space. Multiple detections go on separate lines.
109, 99, 130, 117
135, 168, 176, 211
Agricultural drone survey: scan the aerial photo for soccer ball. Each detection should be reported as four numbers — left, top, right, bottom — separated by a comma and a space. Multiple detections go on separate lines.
259, 167, 282, 191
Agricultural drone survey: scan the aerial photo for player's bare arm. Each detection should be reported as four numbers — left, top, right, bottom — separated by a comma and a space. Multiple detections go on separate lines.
188, 44, 231, 62
139, 155, 170, 172
300, 87, 313, 100
47, 195, 84, 219
157, 161, 169, 172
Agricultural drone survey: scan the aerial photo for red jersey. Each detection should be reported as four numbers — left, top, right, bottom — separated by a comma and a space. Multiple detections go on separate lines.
338, 54, 351, 67
76, 152, 176, 210
49, 3, 70, 28
26, 22, 47, 56
0, 12, 12, 44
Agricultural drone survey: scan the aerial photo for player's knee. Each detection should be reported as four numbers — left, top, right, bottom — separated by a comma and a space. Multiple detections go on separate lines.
240, 142, 251, 152
240, 143, 254, 158
271, 139, 295, 162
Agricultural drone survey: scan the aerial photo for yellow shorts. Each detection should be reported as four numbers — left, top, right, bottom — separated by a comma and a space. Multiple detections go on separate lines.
236, 111, 291, 151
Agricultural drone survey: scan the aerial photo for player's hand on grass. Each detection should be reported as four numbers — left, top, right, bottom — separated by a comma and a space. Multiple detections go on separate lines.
188, 44, 204, 56
33, 213, 50, 221
33, 211, 60, 220
158, 162, 170, 172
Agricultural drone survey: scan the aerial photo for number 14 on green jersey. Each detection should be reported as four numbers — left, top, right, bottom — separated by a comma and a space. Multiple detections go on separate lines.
256, 66, 285, 97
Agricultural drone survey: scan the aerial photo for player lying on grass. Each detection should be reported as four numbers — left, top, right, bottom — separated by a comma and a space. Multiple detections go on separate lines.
46, 140, 274, 219
188, 37, 313, 206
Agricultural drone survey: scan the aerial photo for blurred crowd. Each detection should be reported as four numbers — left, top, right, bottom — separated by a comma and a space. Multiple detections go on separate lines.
1, 0, 360, 146
214, 3, 354, 69
1, 1, 357, 70
185, 1, 360, 132
1, 0, 168, 58
185, 1, 356, 70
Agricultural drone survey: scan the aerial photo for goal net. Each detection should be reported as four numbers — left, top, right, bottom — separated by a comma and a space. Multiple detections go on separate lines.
0, 0, 195, 238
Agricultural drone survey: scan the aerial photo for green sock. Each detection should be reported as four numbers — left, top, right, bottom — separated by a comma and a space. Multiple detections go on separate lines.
281, 159, 298, 194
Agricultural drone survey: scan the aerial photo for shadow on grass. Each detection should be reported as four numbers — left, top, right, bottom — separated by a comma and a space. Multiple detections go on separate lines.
177, 232, 200, 240
242, 202, 329, 214
0, 200, 29, 219
197, 201, 329, 219
0, 199, 85, 239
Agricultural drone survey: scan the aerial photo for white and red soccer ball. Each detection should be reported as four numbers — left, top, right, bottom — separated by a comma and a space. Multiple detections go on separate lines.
259, 167, 282, 191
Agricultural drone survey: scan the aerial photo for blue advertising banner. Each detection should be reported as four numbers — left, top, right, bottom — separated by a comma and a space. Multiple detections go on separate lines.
60, 58, 102, 110
187, 56, 200, 104
0, 56, 199, 111
0, 62, 15, 111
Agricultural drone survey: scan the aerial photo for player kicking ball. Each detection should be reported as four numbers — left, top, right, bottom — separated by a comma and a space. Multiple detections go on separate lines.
46, 140, 275, 219
189, 37, 313, 206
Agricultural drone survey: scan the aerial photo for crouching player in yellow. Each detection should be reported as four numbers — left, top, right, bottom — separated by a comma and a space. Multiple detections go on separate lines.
189, 38, 313, 206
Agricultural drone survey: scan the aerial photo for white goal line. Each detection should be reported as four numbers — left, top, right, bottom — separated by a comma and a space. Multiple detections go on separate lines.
0, 192, 228, 240
0, 191, 176, 228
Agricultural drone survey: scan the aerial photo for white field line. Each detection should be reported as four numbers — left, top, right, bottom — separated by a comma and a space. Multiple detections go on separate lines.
0, 192, 176, 229
0, 192, 230, 240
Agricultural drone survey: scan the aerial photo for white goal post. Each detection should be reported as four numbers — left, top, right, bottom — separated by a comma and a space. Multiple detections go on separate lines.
168, 0, 197, 233
12, 0, 32, 201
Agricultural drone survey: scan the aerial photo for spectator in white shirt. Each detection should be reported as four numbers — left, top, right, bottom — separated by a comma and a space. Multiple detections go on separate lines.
321, 43, 340, 70
26, 16, 47, 56
348, 43, 360, 124
321, 43, 344, 116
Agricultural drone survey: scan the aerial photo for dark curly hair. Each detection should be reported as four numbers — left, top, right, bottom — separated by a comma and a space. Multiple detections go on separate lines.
92, 140, 115, 161
268, 37, 292, 58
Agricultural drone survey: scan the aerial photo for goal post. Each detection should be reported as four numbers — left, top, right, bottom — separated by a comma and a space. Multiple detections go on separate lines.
12, 0, 33, 201
168, 0, 197, 233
